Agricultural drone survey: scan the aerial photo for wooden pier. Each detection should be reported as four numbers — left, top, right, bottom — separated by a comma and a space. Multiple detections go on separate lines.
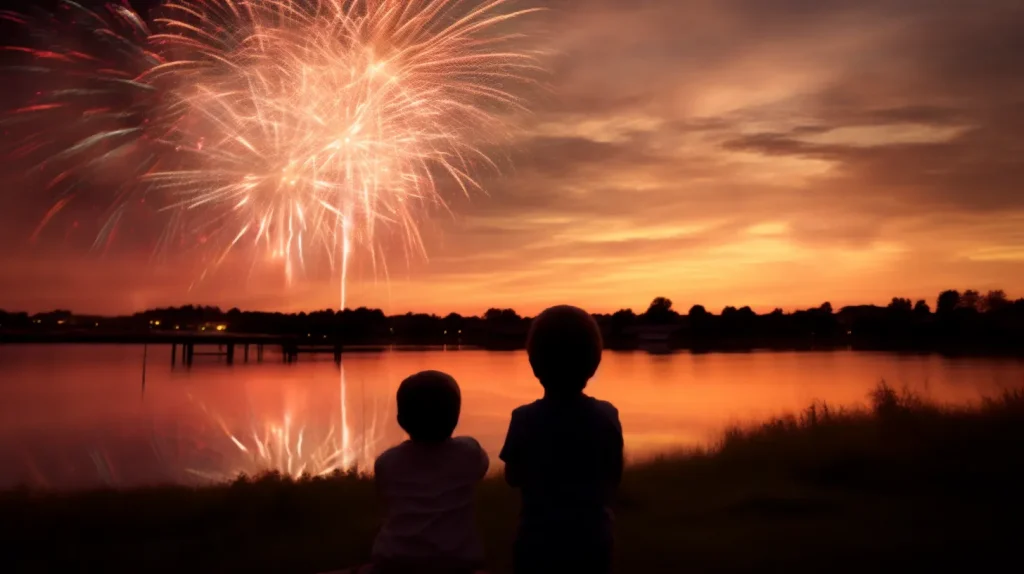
281, 342, 344, 364
168, 340, 269, 366
0, 331, 345, 367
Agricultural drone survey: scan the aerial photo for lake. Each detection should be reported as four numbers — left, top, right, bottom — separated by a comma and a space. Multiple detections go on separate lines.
0, 344, 1022, 490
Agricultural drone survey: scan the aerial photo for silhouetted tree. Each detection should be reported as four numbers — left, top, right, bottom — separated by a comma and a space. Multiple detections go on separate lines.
889, 298, 913, 312
606, 309, 636, 342
982, 290, 1009, 313
688, 305, 708, 317
442, 313, 464, 337
819, 302, 833, 315
913, 300, 931, 315
960, 290, 981, 311
610, 309, 636, 329
644, 297, 677, 325
647, 297, 673, 314
484, 308, 520, 323
937, 290, 961, 314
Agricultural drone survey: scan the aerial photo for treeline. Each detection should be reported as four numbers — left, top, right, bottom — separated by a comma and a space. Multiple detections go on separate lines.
1, 289, 1022, 353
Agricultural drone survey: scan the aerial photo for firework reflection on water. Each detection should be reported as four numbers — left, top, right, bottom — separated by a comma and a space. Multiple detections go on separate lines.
6, 358, 399, 489
177, 363, 394, 482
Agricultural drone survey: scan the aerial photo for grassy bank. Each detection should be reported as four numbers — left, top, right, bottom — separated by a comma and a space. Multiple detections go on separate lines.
4, 384, 1023, 573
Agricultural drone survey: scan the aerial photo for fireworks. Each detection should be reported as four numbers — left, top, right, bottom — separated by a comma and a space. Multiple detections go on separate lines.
5, 0, 540, 283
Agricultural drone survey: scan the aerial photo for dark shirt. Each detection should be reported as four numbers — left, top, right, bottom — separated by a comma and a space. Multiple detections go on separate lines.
499, 393, 624, 544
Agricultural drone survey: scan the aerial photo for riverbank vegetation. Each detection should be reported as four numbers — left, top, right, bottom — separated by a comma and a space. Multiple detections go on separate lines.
3, 288, 1023, 354
3, 383, 1022, 573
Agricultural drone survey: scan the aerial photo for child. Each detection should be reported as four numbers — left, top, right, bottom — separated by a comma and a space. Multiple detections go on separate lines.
500, 305, 624, 574
371, 370, 489, 574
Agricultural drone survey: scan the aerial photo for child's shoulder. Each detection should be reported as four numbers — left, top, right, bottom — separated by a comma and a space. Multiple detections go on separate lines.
587, 396, 620, 418
374, 440, 412, 473
515, 395, 618, 415
445, 436, 490, 477
510, 399, 545, 418
449, 435, 485, 453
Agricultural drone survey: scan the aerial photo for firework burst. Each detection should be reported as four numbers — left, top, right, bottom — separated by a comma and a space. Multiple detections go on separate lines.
5, 0, 541, 282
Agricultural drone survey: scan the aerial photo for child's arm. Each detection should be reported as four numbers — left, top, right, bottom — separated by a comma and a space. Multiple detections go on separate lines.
499, 410, 524, 487
372, 455, 388, 531
460, 436, 490, 481
504, 460, 522, 487
610, 410, 624, 488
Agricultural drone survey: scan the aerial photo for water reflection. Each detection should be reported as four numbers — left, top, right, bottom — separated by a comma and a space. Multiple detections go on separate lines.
177, 362, 390, 481
0, 345, 1021, 490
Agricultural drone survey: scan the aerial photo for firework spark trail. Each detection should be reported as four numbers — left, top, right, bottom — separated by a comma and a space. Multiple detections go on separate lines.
5, 0, 539, 478
1, 1, 172, 249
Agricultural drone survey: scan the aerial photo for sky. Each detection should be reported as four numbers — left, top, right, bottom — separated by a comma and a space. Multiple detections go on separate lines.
1, 0, 1023, 316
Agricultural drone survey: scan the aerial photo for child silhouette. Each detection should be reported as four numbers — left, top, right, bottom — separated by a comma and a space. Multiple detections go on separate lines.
371, 370, 489, 574
500, 305, 624, 574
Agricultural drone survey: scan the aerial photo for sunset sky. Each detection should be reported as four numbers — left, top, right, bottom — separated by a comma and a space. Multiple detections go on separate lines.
1, 0, 1023, 316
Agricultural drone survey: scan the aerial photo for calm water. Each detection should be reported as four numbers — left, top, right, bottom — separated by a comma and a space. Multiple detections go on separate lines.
1, 344, 1022, 490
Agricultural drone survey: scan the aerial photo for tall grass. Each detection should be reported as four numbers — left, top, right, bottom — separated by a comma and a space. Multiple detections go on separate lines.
3, 383, 1022, 573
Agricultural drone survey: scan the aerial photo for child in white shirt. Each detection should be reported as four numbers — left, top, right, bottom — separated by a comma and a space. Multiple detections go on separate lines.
371, 370, 489, 574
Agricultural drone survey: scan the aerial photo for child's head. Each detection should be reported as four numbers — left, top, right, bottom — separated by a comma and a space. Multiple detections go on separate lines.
396, 370, 462, 443
527, 305, 603, 396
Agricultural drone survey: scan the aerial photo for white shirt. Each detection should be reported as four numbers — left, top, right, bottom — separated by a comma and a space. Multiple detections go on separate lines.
372, 436, 489, 564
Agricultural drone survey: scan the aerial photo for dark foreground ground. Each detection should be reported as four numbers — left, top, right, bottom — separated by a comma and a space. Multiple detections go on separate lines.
3, 384, 1022, 573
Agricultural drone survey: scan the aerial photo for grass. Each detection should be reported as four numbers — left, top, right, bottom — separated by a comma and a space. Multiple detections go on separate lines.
3, 383, 1023, 573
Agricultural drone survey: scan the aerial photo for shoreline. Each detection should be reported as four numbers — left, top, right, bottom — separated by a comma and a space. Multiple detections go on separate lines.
3, 335, 1024, 358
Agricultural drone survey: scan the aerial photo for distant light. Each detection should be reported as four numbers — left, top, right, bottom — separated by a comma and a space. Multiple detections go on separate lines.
154, 320, 161, 326
216, 324, 227, 332
458, 330, 462, 334
94, 322, 99, 327
57, 319, 65, 325
174, 325, 180, 330
322, 335, 327, 339
307, 333, 311, 337
443, 330, 447, 335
